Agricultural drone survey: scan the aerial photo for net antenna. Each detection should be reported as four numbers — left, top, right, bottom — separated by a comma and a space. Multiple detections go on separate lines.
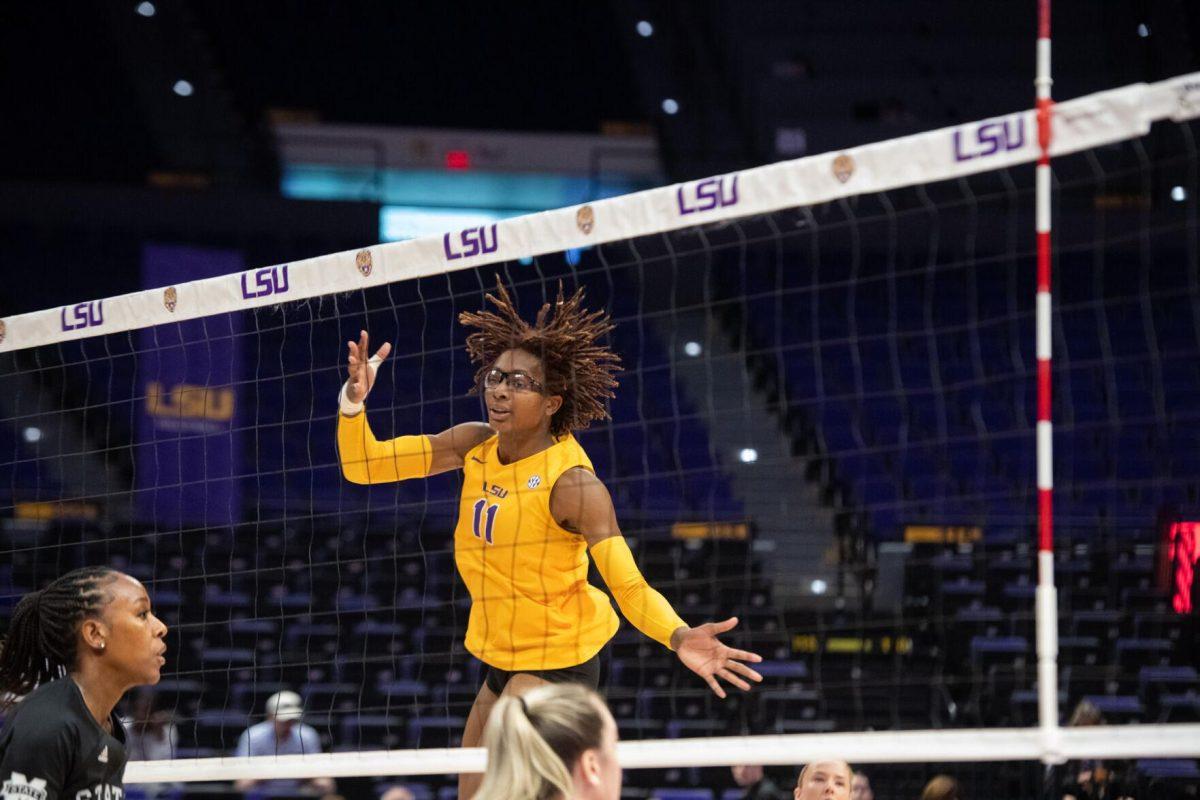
1034, 0, 1061, 760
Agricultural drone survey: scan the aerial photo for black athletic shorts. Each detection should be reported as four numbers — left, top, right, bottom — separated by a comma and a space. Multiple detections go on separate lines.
483, 649, 604, 695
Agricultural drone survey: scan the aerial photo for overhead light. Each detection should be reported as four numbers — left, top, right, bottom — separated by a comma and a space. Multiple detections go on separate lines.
1137, 23, 1150, 37
173, 79, 194, 97
683, 341, 702, 357
1171, 185, 1187, 202
811, 579, 828, 595
661, 98, 679, 115
23, 427, 42, 443
739, 447, 758, 464
636, 20, 653, 37
136, 1, 156, 17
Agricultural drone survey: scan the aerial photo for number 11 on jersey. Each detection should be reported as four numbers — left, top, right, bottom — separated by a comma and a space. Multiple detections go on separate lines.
472, 499, 499, 544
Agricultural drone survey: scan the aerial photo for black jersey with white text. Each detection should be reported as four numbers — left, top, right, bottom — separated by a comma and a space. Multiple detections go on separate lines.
0, 678, 127, 800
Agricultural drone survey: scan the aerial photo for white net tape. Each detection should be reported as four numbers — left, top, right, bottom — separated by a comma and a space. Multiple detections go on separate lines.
124, 724, 1200, 782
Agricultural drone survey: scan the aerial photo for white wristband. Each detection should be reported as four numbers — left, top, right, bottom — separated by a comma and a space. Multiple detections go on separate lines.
338, 354, 382, 417
338, 383, 364, 416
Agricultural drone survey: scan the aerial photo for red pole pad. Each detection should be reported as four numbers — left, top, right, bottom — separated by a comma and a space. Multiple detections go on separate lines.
1037, 98, 1055, 153
1039, 490, 1053, 551
1038, 359, 1052, 421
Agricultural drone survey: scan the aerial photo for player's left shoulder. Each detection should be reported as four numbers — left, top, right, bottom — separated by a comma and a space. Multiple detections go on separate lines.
549, 465, 618, 540
552, 464, 602, 492
549, 466, 612, 513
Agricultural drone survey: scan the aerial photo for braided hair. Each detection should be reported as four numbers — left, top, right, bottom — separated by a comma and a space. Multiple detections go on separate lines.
459, 279, 621, 436
0, 566, 118, 709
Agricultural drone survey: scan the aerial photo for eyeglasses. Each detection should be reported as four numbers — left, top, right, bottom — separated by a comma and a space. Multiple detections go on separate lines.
483, 368, 545, 394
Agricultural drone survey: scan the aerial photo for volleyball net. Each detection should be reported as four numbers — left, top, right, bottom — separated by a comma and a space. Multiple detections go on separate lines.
2, 73, 1200, 798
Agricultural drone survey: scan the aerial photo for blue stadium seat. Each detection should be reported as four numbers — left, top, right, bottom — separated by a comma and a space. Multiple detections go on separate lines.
650, 789, 714, 800
618, 719, 666, 740
1083, 694, 1144, 723
407, 715, 464, 749
1158, 695, 1200, 723
1136, 759, 1200, 780
758, 687, 823, 730
343, 714, 407, 748
970, 636, 1028, 668
1058, 636, 1102, 668
666, 720, 725, 739
1071, 610, 1123, 642
1116, 638, 1174, 670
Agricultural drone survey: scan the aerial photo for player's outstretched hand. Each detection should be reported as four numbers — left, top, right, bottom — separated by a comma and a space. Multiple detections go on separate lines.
345, 330, 392, 405
671, 617, 763, 699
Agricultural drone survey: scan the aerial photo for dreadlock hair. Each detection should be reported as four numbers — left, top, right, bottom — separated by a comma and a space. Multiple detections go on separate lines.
0, 566, 118, 710
459, 279, 620, 437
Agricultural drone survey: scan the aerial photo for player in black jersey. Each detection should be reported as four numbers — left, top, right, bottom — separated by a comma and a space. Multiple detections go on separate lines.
0, 567, 168, 800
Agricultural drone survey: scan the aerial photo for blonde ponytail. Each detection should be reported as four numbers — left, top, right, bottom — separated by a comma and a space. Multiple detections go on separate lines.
473, 684, 606, 800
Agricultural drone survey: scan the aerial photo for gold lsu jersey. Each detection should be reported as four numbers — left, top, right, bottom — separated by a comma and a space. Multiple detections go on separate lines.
454, 433, 619, 671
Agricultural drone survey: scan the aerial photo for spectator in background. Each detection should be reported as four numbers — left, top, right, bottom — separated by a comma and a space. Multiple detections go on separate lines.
1068, 699, 1103, 728
121, 688, 178, 800
851, 771, 874, 800
122, 688, 178, 761
794, 761, 852, 800
233, 690, 335, 795
730, 764, 789, 800
920, 775, 960, 800
378, 788, 415, 800
1058, 700, 1134, 800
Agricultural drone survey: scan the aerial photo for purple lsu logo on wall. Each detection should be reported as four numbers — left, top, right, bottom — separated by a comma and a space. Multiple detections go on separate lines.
443, 225, 499, 261
953, 115, 1026, 162
677, 175, 739, 215
60, 301, 103, 332
240, 264, 290, 299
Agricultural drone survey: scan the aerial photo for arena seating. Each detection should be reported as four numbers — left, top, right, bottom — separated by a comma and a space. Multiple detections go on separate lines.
729, 247, 1199, 539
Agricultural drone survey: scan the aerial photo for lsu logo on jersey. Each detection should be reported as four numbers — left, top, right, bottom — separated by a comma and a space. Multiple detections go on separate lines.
3, 772, 48, 800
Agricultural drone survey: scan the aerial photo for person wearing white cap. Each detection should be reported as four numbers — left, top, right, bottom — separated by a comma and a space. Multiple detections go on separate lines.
232, 690, 335, 794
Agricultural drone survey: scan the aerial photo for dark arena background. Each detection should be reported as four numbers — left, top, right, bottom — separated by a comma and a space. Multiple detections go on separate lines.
2, 3, 1200, 799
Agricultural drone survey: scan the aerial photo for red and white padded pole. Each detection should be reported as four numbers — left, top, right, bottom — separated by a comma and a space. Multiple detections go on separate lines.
1034, 0, 1061, 759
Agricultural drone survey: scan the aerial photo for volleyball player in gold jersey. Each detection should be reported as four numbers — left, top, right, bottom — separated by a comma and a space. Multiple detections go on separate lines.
337, 282, 762, 798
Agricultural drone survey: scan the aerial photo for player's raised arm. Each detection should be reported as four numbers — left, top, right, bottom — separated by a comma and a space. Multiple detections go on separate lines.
337, 330, 492, 484
552, 466, 764, 699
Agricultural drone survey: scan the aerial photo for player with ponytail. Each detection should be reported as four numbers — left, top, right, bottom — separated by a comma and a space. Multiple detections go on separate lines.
473, 683, 620, 800
0, 567, 168, 800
